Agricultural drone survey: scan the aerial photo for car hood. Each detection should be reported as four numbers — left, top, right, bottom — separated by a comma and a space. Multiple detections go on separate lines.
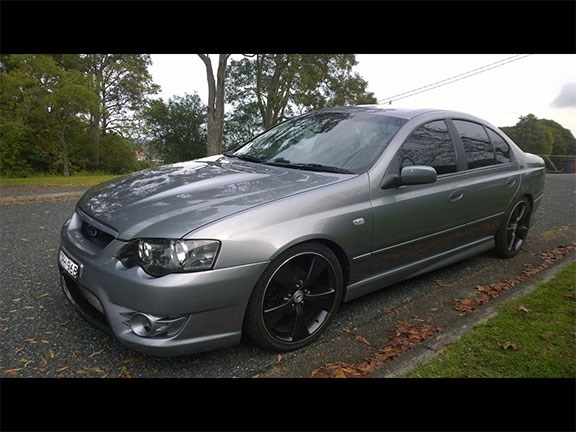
78, 155, 351, 240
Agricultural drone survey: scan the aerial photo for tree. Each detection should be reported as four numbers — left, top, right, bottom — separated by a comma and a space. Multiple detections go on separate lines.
0, 55, 95, 176
226, 54, 377, 140
47, 69, 98, 175
76, 54, 159, 168
198, 54, 230, 156
142, 94, 207, 163
501, 114, 575, 156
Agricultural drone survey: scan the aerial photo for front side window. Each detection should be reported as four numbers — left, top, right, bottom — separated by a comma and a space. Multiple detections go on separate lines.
232, 112, 407, 173
453, 120, 495, 169
397, 120, 458, 175
486, 128, 512, 164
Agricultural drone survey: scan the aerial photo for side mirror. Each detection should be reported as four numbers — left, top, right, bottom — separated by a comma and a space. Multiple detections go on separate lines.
400, 165, 437, 185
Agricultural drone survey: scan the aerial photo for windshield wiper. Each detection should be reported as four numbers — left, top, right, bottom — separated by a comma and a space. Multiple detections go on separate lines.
224, 152, 263, 163
266, 159, 353, 174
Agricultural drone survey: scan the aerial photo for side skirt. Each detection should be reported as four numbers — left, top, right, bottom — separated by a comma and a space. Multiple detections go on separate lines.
343, 237, 495, 302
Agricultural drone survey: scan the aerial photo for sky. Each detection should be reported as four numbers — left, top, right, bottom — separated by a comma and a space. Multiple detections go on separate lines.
148, 54, 576, 136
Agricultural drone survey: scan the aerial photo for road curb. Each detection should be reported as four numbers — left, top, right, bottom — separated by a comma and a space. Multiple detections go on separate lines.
366, 256, 576, 378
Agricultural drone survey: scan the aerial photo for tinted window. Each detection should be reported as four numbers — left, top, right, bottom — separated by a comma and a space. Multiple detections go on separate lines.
453, 120, 495, 169
486, 128, 512, 164
398, 120, 457, 175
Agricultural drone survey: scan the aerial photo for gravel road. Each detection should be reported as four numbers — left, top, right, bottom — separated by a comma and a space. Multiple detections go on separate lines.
0, 174, 574, 378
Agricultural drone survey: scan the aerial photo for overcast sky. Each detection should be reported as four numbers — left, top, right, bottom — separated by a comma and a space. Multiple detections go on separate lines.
149, 54, 576, 136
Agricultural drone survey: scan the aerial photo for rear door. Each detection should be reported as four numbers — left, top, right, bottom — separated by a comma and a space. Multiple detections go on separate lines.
448, 119, 520, 239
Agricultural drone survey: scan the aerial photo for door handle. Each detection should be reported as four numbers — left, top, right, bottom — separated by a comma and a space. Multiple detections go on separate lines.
449, 190, 465, 202
505, 177, 517, 187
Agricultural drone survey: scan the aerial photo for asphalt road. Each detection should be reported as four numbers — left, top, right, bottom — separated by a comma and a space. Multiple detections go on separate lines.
1, 174, 574, 378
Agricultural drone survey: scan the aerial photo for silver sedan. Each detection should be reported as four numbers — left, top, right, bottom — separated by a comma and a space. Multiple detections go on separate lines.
58, 106, 545, 355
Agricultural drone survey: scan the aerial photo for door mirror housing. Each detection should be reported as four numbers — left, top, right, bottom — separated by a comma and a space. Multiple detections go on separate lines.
400, 166, 437, 185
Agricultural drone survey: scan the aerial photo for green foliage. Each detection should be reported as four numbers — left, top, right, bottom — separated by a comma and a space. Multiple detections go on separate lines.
0, 54, 158, 177
99, 134, 140, 174
141, 94, 207, 163
226, 54, 377, 141
409, 262, 576, 378
501, 114, 576, 155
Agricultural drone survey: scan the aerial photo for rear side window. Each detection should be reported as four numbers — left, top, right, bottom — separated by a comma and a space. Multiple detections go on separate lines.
398, 120, 458, 175
486, 128, 512, 164
453, 120, 495, 169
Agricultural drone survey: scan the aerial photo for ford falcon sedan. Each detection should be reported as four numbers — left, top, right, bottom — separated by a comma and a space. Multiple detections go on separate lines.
59, 106, 545, 356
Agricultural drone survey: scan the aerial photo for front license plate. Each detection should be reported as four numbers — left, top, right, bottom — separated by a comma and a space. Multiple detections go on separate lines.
59, 250, 79, 279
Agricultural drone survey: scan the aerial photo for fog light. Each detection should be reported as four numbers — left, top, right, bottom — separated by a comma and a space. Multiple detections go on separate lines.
122, 312, 188, 338
129, 313, 157, 337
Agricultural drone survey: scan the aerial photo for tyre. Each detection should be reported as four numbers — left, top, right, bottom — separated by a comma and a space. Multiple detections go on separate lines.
495, 197, 532, 258
244, 243, 344, 352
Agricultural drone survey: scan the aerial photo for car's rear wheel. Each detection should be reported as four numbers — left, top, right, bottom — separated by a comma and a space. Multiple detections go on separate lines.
495, 197, 532, 258
244, 243, 343, 352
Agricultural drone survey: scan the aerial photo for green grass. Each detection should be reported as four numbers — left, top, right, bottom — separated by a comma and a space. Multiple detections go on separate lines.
409, 262, 576, 378
0, 174, 118, 187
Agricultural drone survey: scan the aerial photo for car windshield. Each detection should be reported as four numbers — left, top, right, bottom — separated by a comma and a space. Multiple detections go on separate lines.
230, 111, 407, 174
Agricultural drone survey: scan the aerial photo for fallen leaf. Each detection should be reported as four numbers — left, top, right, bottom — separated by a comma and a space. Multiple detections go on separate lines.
90, 367, 105, 374
435, 279, 451, 288
563, 294, 575, 300
276, 353, 282, 362
355, 335, 371, 346
118, 367, 132, 378
24, 338, 37, 344
518, 305, 531, 313
430, 307, 439, 312
49, 349, 55, 359
14, 347, 24, 355
4, 368, 22, 376
281, 366, 289, 373
502, 341, 518, 350
73, 350, 82, 357
56, 365, 69, 372
341, 327, 352, 333
39, 357, 48, 367
40, 340, 49, 344
88, 349, 105, 358
539, 333, 551, 341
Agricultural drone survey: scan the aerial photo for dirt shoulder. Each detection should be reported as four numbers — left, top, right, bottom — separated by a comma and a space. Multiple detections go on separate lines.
0, 185, 90, 204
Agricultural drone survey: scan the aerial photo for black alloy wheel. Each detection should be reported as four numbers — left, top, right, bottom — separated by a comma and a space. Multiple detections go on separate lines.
244, 243, 343, 351
495, 197, 532, 258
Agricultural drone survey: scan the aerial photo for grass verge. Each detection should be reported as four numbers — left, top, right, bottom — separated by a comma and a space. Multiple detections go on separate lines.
409, 261, 576, 378
0, 174, 118, 187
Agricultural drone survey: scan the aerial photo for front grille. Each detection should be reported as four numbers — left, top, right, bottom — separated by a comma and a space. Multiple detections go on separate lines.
81, 221, 115, 249
61, 274, 111, 334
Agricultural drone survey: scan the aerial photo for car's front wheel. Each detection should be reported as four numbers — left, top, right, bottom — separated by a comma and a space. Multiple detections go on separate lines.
244, 243, 344, 352
495, 197, 532, 258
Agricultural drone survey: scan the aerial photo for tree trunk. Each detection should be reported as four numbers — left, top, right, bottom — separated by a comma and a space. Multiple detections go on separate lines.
60, 124, 70, 177
199, 54, 230, 156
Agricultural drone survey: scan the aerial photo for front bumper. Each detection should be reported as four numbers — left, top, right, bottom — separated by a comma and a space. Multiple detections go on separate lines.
59, 214, 268, 356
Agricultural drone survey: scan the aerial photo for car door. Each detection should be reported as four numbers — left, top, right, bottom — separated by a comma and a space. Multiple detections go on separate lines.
349, 119, 471, 297
448, 119, 520, 240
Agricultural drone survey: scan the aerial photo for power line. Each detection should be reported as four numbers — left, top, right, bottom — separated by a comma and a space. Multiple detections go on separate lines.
377, 54, 532, 105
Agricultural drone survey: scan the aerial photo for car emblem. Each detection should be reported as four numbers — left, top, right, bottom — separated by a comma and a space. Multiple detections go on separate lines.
86, 225, 98, 238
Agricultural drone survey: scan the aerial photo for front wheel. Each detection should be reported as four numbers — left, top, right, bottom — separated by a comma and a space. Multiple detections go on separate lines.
244, 243, 344, 352
495, 197, 532, 258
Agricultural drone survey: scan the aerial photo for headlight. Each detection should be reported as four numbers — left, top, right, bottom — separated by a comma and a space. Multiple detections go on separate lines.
137, 239, 220, 277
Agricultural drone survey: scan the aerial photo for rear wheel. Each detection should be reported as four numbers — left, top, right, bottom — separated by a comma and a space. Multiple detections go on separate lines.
495, 197, 532, 258
244, 243, 343, 352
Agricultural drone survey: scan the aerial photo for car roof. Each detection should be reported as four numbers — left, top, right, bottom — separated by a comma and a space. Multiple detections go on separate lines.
315, 105, 474, 121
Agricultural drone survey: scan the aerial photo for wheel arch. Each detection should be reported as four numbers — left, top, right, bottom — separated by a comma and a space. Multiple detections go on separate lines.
269, 237, 351, 295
